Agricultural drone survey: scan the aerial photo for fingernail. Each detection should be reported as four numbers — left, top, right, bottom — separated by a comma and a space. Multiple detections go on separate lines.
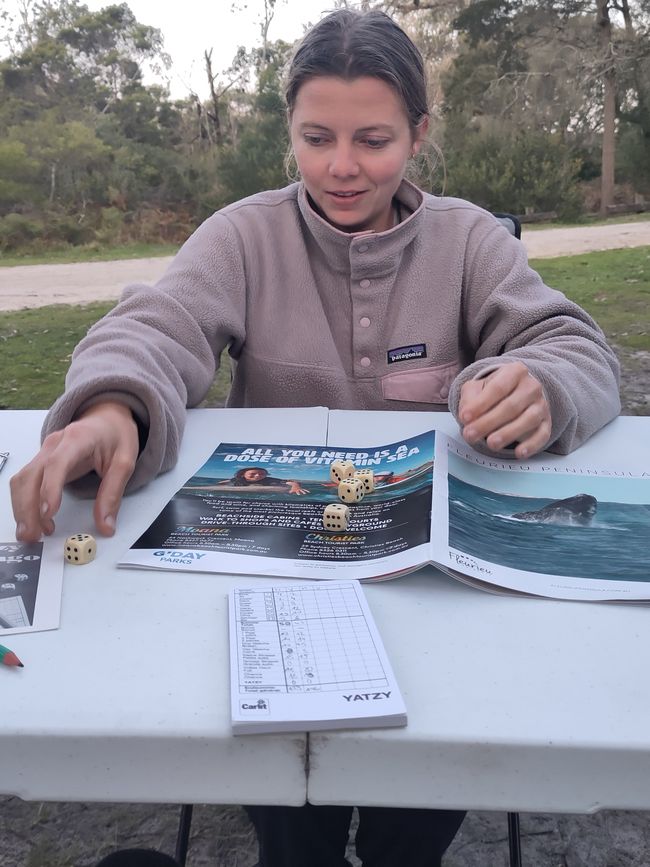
40, 502, 49, 517
16, 522, 26, 539
104, 515, 116, 530
519, 447, 528, 458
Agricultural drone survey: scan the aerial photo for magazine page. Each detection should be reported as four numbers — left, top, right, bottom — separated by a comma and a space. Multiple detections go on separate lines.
0, 541, 64, 634
120, 432, 435, 580
433, 434, 650, 601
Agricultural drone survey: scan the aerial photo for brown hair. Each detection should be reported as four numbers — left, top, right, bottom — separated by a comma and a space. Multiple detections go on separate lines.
285, 9, 429, 135
233, 467, 268, 481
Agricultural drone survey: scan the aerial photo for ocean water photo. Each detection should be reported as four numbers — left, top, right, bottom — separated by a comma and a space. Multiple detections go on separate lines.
448, 475, 650, 582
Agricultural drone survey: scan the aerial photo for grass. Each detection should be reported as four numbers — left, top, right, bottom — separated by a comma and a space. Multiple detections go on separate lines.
0, 241, 179, 267
0, 246, 648, 410
531, 246, 650, 350
0, 302, 231, 410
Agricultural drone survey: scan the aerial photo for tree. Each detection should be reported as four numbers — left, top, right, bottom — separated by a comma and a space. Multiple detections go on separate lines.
0, 0, 207, 245
436, 0, 650, 212
215, 39, 292, 207
597, 0, 616, 214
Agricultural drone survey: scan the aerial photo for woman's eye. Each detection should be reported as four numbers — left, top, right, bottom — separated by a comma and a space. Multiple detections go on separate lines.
363, 138, 389, 149
304, 134, 327, 146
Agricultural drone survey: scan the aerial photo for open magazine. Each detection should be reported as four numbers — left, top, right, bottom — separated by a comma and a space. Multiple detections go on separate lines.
120, 430, 650, 602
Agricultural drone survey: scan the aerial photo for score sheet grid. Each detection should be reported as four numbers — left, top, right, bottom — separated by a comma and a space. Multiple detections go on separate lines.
235, 584, 391, 694
0, 595, 29, 628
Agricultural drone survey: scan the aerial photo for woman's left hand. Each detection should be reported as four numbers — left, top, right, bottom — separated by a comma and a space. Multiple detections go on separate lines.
288, 482, 309, 495
458, 362, 552, 459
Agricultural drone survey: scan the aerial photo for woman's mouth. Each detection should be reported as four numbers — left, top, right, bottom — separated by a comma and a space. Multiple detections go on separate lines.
327, 190, 365, 205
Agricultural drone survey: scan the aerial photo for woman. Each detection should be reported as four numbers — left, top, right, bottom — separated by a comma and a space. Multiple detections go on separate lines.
218, 466, 308, 494
12, 8, 619, 866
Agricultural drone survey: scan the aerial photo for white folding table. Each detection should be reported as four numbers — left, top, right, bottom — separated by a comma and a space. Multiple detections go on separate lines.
1, 407, 648, 867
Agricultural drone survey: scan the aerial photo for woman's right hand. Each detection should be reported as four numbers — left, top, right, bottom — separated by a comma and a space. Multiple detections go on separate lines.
11, 401, 140, 542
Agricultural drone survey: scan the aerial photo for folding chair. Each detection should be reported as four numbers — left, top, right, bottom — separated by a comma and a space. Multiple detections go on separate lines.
492, 211, 522, 239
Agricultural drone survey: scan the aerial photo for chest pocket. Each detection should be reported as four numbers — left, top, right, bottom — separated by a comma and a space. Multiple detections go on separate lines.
381, 360, 460, 405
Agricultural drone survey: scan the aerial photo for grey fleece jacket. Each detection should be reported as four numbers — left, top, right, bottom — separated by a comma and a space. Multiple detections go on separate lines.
44, 180, 620, 492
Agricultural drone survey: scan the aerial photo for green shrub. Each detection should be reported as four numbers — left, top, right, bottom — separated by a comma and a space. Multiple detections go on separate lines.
0, 213, 41, 250
444, 126, 584, 219
42, 213, 95, 246
95, 206, 126, 245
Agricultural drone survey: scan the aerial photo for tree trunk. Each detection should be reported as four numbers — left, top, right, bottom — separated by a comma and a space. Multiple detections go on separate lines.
204, 49, 223, 148
597, 0, 616, 217
49, 161, 56, 204
260, 0, 276, 72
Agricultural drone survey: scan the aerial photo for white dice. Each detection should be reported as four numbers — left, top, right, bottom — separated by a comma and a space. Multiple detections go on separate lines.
338, 478, 365, 504
354, 469, 375, 493
323, 503, 350, 530
64, 533, 96, 565
330, 460, 356, 483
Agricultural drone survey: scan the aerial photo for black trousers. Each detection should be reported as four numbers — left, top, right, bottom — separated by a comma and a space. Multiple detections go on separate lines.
245, 804, 466, 867
96, 853, 180, 867
95, 805, 465, 867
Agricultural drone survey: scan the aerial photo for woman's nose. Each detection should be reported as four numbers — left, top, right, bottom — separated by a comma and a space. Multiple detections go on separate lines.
329, 145, 359, 178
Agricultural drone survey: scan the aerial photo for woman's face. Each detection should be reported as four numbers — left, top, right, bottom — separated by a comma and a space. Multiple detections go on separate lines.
243, 468, 267, 482
290, 76, 426, 234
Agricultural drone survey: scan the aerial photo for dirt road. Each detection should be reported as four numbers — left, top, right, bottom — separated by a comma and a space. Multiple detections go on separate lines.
1, 220, 648, 312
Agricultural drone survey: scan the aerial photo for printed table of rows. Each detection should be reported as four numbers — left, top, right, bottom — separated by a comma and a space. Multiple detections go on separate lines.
234, 585, 389, 693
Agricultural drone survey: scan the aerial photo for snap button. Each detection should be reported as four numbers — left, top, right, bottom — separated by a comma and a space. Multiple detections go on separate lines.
358, 244, 368, 252
359, 279, 371, 288
440, 386, 449, 399
360, 357, 371, 368
360, 317, 371, 327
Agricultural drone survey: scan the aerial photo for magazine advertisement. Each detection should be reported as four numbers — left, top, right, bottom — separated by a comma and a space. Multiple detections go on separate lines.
433, 434, 650, 601
121, 432, 435, 581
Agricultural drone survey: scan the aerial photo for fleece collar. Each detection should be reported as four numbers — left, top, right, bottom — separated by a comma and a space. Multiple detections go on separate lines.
297, 179, 426, 275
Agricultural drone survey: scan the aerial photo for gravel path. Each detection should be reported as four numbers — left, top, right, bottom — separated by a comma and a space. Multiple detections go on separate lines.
0, 221, 648, 312
1, 222, 649, 865
3, 798, 650, 867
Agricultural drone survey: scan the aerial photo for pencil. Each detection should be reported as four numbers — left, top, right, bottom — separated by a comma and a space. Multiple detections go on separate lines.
0, 644, 23, 668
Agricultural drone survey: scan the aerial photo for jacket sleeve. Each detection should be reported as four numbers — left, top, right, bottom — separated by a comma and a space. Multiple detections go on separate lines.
447, 219, 621, 455
41, 213, 248, 493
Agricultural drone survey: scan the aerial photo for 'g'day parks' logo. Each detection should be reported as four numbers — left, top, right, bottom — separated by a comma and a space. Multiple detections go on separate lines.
240, 698, 271, 716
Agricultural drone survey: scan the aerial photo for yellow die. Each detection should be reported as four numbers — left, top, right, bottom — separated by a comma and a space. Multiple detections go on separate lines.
330, 460, 356, 483
338, 478, 365, 504
354, 469, 375, 493
64, 533, 96, 565
323, 503, 350, 530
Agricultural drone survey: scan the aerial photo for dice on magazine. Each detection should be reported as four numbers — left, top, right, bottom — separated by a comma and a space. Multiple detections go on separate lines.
354, 469, 374, 493
329, 459, 356, 483
338, 478, 364, 504
323, 503, 350, 531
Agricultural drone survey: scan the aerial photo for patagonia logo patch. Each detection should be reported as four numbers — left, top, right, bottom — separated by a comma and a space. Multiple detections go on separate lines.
387, 344, 427, 364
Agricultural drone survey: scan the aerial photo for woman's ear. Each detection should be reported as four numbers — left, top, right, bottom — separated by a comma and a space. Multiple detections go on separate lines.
412, 116, 430, 156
